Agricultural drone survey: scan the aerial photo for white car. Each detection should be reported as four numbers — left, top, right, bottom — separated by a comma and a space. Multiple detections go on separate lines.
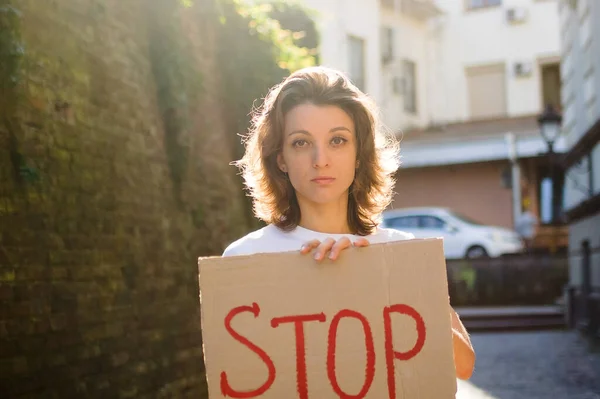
381, 207, 524, 259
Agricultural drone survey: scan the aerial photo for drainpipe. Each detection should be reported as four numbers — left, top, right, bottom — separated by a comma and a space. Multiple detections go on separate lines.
581, 240, 591, 332
505, 132, 522, 228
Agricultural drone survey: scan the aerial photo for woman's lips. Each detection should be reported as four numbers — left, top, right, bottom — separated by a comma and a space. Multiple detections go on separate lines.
311, 177, 336, 185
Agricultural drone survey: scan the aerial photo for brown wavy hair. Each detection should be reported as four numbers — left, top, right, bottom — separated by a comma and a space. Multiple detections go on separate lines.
234, 66, 401, 235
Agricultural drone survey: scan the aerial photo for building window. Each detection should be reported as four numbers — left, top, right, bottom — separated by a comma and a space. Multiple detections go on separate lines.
381, 26, 394, 64
403, 59, 417, 113
348, 35, 366, 91
419, 216, 447, 229
387, 216, 419, 229
541, 63, 561, 111
539, 177, 554, 224
467, 0, 502, 10
466, 63, 507, 119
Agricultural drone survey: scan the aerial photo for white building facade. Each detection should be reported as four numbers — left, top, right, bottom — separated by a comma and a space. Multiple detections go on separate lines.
427, 0, 561, 123
390, 0, 564, 168
558, 0, 600, 338
300, 0, 383, 104
300, 0, 562, 150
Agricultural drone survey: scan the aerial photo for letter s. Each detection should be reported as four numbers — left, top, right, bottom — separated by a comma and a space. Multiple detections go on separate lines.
221, 303, 276, 398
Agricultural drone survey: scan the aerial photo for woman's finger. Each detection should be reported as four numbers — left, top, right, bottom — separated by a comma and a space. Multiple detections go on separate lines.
353, 237, 370, 247
314, 237, 336, 261
300, 239, 321, 254
328, 237, 352, 261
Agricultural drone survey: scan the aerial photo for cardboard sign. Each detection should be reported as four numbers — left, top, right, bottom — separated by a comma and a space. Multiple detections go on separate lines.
198, 238, 457, 398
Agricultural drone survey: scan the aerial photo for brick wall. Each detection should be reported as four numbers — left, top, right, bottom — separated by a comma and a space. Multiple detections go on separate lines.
0, 0, 251, 397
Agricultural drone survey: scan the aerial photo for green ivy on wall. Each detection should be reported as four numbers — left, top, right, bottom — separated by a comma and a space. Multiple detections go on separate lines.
211, 0, 318, 228
267, 0, 320, 64
231, 0, 317, 71
0, 1, 38, 185
146, 0, 318, 211
0, 1, 23, 108
147, 0, 203, 203
215, 0, 318, 159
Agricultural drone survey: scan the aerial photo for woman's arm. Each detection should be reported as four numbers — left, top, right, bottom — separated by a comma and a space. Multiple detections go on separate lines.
450, 307, 475, 380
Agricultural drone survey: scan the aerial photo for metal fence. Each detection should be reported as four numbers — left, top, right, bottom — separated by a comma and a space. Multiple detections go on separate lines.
446, 253, 569, 307
563, 244, 600, 337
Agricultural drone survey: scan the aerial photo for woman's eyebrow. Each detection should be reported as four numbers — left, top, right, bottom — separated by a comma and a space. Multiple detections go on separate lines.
330, 126, 351, 133
287, 126, 351, 136
287, 129, 311, 136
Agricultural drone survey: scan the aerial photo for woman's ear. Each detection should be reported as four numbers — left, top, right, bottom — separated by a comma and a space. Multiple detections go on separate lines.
277, 153, 287, 173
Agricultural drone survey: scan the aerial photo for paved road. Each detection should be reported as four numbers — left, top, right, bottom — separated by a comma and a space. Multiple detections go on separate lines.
456, 330, 600, 399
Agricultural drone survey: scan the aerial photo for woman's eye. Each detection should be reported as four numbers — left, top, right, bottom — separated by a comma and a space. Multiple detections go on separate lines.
331, 136, 348, 146
292, 139, 308, 148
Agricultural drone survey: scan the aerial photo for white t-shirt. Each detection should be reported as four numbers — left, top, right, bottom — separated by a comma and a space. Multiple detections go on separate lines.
222, 224, 415, 257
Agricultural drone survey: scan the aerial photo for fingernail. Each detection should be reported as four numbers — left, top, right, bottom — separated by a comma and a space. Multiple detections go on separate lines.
314, 252, 321, 260
301, 245, 307, 251
328, 253, 335, 260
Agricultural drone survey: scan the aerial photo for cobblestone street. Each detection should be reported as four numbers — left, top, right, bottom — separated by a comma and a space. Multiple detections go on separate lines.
456, 331, 600, 399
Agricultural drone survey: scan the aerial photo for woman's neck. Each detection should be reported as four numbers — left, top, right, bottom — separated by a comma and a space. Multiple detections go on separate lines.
297, 195, 351, 234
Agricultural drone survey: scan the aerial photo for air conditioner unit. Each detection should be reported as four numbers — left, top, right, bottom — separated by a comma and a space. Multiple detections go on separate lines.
514, 61, 533, 77
506, 7, 528, 24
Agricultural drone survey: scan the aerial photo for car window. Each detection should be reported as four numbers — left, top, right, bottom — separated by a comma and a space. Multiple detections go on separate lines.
448, 211, 485, 226
386, 216, 419, 229
419, 215, 446, 229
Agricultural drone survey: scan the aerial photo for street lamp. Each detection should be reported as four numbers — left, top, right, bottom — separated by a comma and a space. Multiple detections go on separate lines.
538, 105, 563, 154
537, 105, 563, 224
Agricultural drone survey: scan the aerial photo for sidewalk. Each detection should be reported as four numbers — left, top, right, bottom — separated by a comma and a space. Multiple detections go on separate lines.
456, 330, 600, 399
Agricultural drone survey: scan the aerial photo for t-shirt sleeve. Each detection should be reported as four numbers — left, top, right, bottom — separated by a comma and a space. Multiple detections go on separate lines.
379, 228, 415, 242
222, 238, 247, 257
221, 245, 237, 257
221, 229, 265, 257
392, 230, 415, 240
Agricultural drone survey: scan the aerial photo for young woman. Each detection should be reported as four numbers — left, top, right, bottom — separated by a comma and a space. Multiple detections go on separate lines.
223, 66, 475, 380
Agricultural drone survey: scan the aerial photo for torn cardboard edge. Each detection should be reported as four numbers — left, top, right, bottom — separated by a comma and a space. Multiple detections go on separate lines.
198, 236, 445, 263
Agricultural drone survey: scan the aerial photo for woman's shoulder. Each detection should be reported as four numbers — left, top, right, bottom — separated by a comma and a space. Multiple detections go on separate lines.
370, 227, 415, 243
222, 225, 284, 257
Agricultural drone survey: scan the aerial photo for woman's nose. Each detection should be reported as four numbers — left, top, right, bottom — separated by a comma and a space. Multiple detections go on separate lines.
312, 145, 330, 168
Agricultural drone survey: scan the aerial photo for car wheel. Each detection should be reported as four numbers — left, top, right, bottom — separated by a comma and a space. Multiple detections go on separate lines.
466, 245, 488, 259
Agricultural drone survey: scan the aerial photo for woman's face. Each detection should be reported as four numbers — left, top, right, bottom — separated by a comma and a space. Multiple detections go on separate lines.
277, 103, 358, 208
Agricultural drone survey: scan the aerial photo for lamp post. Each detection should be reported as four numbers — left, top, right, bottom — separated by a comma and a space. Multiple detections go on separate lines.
537, 104, 563, 225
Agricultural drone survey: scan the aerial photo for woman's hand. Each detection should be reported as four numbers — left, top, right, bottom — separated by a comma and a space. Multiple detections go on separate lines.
450, 307, 475, 380
300, 237, 370, 261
